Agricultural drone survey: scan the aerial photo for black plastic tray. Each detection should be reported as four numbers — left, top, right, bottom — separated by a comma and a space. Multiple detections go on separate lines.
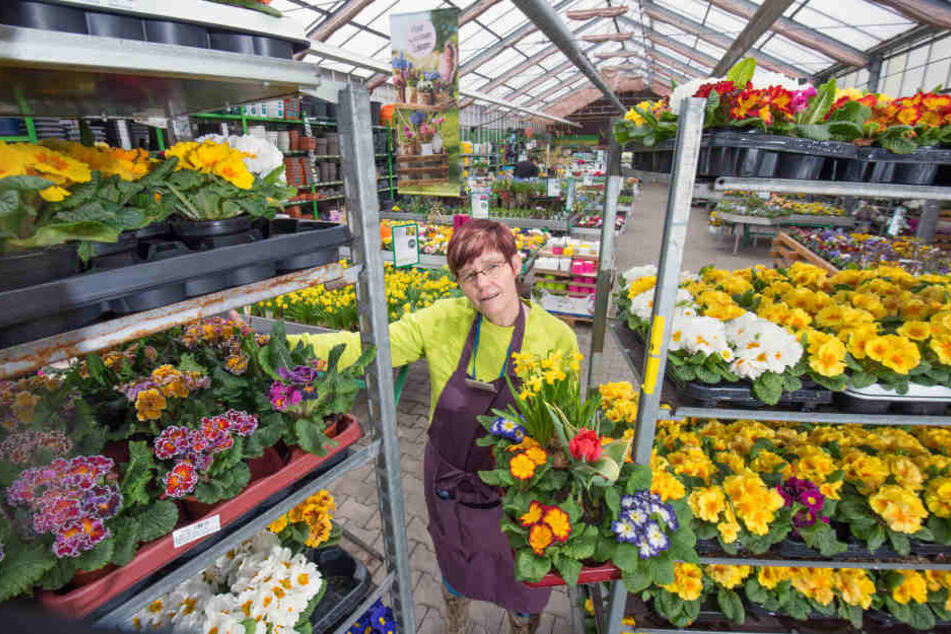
612, 322, 833, 410
0, 219, 349, 348
832, 389, 950, 416
838, 146, 951, 186
309, 546, 373, 633
0, 0, 306, 57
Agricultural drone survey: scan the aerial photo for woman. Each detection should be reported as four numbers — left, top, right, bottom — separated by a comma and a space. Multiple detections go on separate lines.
294, 219, 578, 634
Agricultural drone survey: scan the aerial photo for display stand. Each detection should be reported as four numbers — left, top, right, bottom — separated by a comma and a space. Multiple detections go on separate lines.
593, 98, 951, 634
0, 24, 415, 634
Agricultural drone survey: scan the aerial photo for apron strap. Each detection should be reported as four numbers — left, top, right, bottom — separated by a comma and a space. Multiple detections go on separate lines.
459, 302, 529, 380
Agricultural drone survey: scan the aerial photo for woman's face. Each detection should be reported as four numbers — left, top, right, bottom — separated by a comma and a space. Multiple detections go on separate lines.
456, 249, 523, 325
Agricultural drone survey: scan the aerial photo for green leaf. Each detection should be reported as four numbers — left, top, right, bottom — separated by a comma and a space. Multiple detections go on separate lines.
888, 530, 911, 555
604, 487, 620, 518
726, 57, 756, 88
627, 463, 652, 493
135, 499, 179, 542
752, 372, 783, 405
0, 175, 57, 192
622, 569, 652, 594
565, 538, 596, 561
6, 221, 120, 249
794, 124, 832, 141
745, 578, 768, 604
908, 603, 935, 631
650, 558, 675, 586
612, 542, 640, 575
0, 541, 57, 601
553, 554, 583, 587
38, 557, 78, 591
850, 371, 877, 389
110, 516, 140, 566
514, 550, 551, 583
718, 587, 745, 625
799, 78, 837, 126
121, 441, 155, 508
74, 538, 114, 572
294, 418, 329, 456
694, 365, 720, 384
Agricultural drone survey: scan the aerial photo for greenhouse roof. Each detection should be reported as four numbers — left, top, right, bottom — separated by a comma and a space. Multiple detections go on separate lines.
271, 0, 950, 118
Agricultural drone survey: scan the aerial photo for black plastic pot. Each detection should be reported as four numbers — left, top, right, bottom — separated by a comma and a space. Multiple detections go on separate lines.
144, 20, 208, 48
209, 30, 255, 54
252, 36, 293, 59
0, 1, 87, 33
171, 216, 255, 249
833, 390, 950, 416
308, 546, 372, 634
863, 146, 951, 186
0, 245, 81, 292
268, 219, 342, 272
109, 241, 190, 314
85, 11, 145, 40
88, 232, 141, 270
370, 101, 382, 126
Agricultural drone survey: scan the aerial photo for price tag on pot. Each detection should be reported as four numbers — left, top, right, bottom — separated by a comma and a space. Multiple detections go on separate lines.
393, 222, 420, 268
173, 515, 221, 548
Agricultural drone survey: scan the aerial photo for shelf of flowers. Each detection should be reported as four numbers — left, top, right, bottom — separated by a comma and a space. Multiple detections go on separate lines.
0, 136, 355, 349
615, 261, 951, 413
614, 58, 951, 186
127, 489, 378, 634
248, 263, 461, 331
782, 228, 949, 275
709, 193, 855, 231
478, 352, 951, 631
0, 315, 374, 619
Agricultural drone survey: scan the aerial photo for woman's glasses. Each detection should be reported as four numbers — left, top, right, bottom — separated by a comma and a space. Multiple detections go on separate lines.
458, 260, 508, 286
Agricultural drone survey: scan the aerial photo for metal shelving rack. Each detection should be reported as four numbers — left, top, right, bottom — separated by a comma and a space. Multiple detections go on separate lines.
583, 98, 951, 634
0, 24, 415, 634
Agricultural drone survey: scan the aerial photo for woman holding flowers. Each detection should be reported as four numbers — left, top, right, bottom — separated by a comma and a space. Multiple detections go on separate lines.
291, 219, 578, 634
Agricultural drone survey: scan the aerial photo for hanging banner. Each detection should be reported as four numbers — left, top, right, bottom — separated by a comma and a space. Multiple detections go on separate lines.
390, 8, 460, 198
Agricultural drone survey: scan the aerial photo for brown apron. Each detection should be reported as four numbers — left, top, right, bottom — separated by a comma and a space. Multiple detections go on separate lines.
423, 304, 552, 613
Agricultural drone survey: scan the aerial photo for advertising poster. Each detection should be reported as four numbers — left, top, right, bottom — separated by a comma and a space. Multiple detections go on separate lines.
390, 8, 460, 197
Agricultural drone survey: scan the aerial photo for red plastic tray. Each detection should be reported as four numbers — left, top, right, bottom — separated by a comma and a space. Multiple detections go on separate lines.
523, 562, 621, 588
38, 417, 363, 618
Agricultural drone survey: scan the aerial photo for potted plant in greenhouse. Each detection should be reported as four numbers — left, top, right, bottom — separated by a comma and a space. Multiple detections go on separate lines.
160, 139, 294, 245
260, 321, 376, 455
476, 355, 696, 587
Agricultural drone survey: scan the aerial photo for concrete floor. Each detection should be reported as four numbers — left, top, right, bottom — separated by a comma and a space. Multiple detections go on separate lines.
329, 183, 772, 634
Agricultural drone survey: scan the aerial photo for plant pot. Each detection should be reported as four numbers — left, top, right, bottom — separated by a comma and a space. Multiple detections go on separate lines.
0, 1, 87, 34
85, 11, 145, 39
421, 143, 434, 156
88, 231, 141, 270
0, 245, 81, 292
432, 132, 443, 154
171, 216, 256, 249
248, 446, 286, 482
144, 20, 208, 48
69, 564, 118, 589
0, 302, 103, 349
253, 36, 293, 59
308, 546, 372, 633
209, 30, 255, 54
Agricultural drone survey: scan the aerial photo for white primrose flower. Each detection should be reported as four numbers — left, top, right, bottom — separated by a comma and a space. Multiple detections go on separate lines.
751, 69, 809, 92
202, 610, 245, 634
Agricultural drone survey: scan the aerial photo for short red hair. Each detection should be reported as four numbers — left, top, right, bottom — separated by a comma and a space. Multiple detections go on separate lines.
447, 219, 518, 277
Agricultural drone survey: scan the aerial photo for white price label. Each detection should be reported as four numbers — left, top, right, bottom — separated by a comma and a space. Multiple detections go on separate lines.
173, 515, 221, 548
471, 187, 491, 219
756, 191, 771, 200
393, 223, 420, 268
547, 179, 561, 198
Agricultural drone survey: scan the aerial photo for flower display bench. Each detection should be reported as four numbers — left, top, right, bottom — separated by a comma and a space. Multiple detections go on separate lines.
770, 231, 839, 274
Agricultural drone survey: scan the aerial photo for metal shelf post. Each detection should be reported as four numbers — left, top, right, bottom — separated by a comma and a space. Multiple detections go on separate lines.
339, 83, 417, 634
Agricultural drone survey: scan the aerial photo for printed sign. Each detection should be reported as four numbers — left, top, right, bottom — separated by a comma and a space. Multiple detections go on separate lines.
547, 179, 561, 198
566, 178, 576, 211
393, 222, 420, 268
470, 186, 491, 218
391, 9, 460, 198
173, 515, 221, 548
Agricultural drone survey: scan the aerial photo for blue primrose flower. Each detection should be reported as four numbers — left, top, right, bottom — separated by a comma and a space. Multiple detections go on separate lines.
650, 501, 679, 531
623, 505, 649, 528
410, 110, 426, 127
636, 521, 670, 558
490, 417, 525, 442
611, 517, 640, 544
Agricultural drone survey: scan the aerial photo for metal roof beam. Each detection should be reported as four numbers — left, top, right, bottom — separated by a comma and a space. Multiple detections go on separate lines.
712, 0, 796, 75
307, 0, 377, 41
509, 0, 626, 113
650, 50, 709, 78
869, 0, 951, 29
633, 6, 808, 79
566, 7, 628, 20
581, 32, 636, 43
458, 17, 602, 109
708, 0, 868, 67
647, 32, 719, 69
459, 0, 576, 77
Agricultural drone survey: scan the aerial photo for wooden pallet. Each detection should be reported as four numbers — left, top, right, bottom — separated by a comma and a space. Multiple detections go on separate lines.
771, 231, 839, 274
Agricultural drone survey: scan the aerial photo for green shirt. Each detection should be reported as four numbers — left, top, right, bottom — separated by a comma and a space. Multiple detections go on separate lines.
289, 297, 579, 421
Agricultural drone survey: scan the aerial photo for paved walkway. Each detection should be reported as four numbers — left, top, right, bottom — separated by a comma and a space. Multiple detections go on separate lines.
329, 184, 771, 634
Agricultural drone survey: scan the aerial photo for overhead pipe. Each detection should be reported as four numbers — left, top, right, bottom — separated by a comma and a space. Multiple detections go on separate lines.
509, 0, 628, 114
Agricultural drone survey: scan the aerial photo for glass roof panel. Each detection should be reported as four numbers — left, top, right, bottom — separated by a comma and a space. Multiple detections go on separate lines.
480, 48, 525, 78
757, 32, 834, 71
793, 0, 914, 46
324, 23, 361, 47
